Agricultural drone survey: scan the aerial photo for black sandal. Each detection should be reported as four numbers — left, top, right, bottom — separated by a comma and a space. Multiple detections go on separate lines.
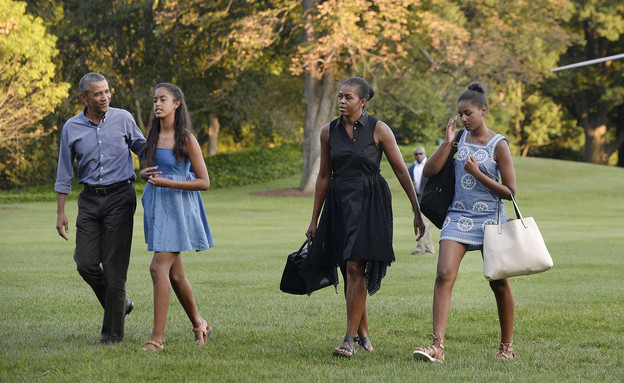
355, 336, 374, 353
333, 335, 356, 358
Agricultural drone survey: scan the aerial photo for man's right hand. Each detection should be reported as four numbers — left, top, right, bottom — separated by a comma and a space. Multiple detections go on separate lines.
56, 213, 69, 240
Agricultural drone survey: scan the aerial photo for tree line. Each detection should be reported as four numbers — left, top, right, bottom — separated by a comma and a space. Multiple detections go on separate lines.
1, 0, 623, 190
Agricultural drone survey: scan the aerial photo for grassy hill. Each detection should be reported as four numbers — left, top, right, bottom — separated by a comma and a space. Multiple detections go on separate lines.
0, 156, 622, 382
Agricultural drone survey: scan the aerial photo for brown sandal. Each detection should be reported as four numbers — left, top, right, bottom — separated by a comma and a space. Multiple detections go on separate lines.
495, 342, 516, 359
413, 335, 445, 363
141, 340, 163, 351
193, 319, 212, 344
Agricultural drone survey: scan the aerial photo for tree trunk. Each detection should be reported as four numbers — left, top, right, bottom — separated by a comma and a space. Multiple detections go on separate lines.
583, 123, 608, 164
575, 95, 611, 164
299, 0, 338, 192
299, 71, 337, 192
134, 99, 145, 132
207, 114, 220, 156
580, 92, 624, 165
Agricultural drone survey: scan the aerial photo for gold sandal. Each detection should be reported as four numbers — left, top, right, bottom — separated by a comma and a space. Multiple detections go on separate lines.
193, 319, 212, 344
413, 335, 445, 363
141, 340, 163, 351
495, 342, 516, 359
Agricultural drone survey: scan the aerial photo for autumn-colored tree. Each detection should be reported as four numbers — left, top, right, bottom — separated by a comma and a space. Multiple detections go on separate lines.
353, 0, 469, 146
222, 0, 582, 189
294, 0, 482, 190
0, 0, 69, 188
216, 0, 471, 190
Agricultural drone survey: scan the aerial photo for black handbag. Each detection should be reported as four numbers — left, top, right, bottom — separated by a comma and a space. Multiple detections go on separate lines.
280, 237, 334, 295
420, 129, 464, 229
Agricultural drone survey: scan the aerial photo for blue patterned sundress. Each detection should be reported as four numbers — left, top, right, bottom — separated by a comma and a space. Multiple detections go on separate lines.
439, 132, 508, 251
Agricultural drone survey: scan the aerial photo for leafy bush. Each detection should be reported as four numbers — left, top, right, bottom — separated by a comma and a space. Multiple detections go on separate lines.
206, 144, 301, 189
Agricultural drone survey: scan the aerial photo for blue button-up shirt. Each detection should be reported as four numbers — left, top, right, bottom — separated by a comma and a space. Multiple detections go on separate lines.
54, 107, 146, 194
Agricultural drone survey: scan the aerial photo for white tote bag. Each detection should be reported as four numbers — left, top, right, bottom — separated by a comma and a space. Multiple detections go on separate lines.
483, 192, 553, 281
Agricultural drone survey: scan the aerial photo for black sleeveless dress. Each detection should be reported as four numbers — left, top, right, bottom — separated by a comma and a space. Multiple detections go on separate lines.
304, 112, 394, 295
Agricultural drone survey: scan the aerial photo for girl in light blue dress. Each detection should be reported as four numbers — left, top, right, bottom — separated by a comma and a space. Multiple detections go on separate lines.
413, 83, 517, 362
139, 83, 214, 351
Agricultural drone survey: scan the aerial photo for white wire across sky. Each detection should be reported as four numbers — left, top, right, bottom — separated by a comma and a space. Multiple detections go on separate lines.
550, 53, 624, 72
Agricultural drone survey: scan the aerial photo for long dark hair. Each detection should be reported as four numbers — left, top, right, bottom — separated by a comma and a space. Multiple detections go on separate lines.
144, 83, 193, 165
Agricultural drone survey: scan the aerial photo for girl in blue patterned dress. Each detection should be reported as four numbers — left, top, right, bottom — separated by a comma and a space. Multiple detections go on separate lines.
413, 83, 517, 362
139, 83, 215, 351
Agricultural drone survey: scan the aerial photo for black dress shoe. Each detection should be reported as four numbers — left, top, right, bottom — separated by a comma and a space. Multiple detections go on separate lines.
97, 338, 114, 345
124, 298, 134, 316
98, 338, 123, 345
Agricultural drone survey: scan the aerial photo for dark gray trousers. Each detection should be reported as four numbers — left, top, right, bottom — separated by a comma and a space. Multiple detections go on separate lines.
74, 182, 136, 342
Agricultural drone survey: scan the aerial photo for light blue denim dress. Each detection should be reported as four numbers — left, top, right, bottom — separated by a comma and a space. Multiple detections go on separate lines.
142, 148, 215, 252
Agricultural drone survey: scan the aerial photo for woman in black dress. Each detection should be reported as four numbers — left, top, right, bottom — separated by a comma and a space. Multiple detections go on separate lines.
305, 77, 425, 357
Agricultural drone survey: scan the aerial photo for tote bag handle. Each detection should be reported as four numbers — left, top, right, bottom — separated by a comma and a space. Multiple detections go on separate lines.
496, 188, 526, 234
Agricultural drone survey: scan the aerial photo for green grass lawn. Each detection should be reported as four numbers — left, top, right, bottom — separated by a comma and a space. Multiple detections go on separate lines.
1, 156, 623, 382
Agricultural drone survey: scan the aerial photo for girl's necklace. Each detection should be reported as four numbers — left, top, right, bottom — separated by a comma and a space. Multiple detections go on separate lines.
159, 133, 174, 144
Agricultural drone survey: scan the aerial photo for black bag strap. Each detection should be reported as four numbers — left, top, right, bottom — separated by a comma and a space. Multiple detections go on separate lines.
448, 129, 464, 159
298, 236, 312, 255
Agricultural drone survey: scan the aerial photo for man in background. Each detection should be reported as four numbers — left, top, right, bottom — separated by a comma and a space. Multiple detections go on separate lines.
408, 146, 435, 254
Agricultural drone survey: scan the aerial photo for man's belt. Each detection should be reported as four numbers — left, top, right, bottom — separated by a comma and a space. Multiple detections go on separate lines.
83, 180, 132, 196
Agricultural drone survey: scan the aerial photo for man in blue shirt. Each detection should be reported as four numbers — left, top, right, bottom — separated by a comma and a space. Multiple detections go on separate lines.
55, 72, 146, 344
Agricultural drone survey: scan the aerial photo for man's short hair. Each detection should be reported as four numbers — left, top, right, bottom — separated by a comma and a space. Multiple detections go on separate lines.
79, 72, 107, 95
